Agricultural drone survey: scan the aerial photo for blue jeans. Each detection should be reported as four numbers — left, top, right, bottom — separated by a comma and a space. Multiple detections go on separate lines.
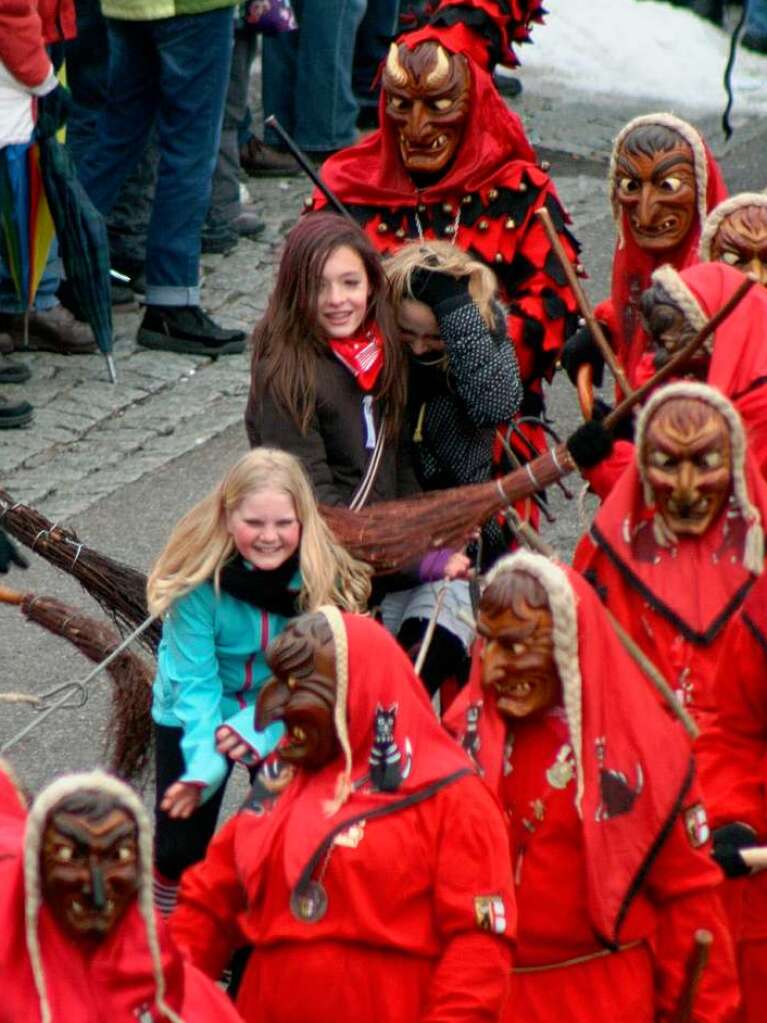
353, 0, 399, 115
746, 0, 767, 36
262, 0, 367, 153
76, 7, 234, 306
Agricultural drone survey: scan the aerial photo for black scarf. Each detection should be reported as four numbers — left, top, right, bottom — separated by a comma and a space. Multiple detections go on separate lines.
218, 552, 301, 618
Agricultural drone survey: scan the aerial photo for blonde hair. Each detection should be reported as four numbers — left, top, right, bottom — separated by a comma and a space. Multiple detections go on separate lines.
147, 448, 371, 616
384, 240, 501, 331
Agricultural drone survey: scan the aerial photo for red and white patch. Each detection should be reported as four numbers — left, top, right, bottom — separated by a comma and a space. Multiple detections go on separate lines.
684, 803, 711, 848
474, 894, 507, 935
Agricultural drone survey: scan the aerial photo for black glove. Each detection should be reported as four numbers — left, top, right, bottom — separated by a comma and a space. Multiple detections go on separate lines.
35, 83, 72, 141
565, 419, 614, 470
560, 323, 607, 388
409, 266, 470, 313
712, 822, 758, 879
0, 528, 28, 573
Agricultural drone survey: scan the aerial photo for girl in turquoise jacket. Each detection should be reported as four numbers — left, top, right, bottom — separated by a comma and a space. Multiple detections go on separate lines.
147, 446, 370, 911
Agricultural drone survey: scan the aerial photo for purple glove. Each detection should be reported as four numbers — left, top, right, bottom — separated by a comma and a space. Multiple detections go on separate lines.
418, 549, 455, 582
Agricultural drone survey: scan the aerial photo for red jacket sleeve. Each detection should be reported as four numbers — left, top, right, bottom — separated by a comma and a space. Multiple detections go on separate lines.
168, 815, 248, 979
580, 439, 634, 502
696, 614, 767, 834
422, 776, 515, 1022
0, 0, 53, 88
645, 793, 739, 1023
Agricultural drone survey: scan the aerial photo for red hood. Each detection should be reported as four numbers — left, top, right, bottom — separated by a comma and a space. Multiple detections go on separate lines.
318, 53, 537, 209
234, 612, 472, 893
445, 559, 693, 946
603, 122, 727, 387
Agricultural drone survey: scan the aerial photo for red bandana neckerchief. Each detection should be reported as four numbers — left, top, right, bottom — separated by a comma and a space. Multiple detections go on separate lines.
328, 322, 385, 392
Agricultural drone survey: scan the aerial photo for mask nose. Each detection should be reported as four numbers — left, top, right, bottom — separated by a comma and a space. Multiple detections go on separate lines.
89, 861, 107, 910
637, 184, 657, 227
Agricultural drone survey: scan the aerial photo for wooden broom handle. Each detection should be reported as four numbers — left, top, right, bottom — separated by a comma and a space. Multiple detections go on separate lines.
0, 585, 25, 605
536, 206, 634, 399
603, 275, 756, 433
674, 930, 713, 1023
576, 364, 594, 421
741, 846, 767, 871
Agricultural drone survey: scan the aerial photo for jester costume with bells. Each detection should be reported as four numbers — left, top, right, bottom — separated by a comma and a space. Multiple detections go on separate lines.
0, 766, 245, 1023
312, 0, 580, 525
574, 382, 767, 735
445, 551, 738, 1023
170, 608, 516, 1023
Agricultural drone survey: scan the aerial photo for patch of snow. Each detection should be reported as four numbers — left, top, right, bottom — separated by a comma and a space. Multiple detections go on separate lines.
511, 0, 767, 115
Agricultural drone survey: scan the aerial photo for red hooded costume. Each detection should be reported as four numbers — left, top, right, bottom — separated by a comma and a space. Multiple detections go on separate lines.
594, 112, 728, 393
575, 381, 767, 736
0, 767, 244, 1023
311, 0, 579, 523
445, 551, 738, 1023
170, 609, 516, 1023
585, 262, 767, 500
695, 571, 767, 1023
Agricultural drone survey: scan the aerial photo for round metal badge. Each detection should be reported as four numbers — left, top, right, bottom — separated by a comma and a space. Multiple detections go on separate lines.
290, 881, 328, 923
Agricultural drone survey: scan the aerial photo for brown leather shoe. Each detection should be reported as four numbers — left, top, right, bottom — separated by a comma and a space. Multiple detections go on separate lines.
239, 137, 300, 177
0, 305, 97, 354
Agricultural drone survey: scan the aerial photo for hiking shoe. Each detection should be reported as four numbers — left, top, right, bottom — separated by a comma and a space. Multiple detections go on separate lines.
137, 305, 247, 356
0, 305, 97, 354
0, 394, 33, 429
240, 137, 300, 177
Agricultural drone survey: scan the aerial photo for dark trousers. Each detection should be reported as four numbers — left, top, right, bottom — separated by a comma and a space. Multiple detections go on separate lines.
153, 723, 233, 880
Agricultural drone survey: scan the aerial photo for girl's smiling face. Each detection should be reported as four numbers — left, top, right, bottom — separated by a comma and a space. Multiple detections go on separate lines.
227, 489, 301, 570
316, 245, 370, 339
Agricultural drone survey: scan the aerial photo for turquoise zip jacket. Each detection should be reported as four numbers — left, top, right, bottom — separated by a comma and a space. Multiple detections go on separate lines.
101, 0, 236, 22
152, 577, 294, 801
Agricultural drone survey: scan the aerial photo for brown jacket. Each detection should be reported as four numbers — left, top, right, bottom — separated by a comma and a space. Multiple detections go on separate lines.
245, 351, 419, 507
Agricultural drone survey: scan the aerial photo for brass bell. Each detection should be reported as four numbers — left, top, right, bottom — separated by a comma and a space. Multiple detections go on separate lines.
488, 188, 499, 201
505, 218, 515, 229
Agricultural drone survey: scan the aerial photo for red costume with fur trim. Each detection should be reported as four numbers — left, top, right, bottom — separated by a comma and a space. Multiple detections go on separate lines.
312, 0, 579, 522
574, 415, 767, 734
170, 613, 516, 1023
696, 573, 767, 1023
585, 263, 767, 500
445, 560, 738, 1023
0, 767, 244, 1023
594, 114, 727, 393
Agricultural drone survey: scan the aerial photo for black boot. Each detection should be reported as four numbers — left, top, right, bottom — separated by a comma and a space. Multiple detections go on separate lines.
0, 393, 33, 428
137, 305, 247, 356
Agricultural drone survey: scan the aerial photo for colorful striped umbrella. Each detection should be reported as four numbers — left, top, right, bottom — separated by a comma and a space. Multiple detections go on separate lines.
0, 141, 56, 339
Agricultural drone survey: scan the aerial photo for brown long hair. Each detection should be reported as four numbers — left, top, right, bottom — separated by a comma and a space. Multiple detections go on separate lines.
251, 212, 406, 435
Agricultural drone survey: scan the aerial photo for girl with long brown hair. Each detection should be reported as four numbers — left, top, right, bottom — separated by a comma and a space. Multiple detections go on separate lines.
245, 212, 415, 507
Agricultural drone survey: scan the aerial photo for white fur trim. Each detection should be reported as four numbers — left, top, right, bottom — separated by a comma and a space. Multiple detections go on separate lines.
485, 552, 585, 815
699, 192, 767, 261
318, 605, 353, 816
608, 113, 709, 248
24, 771, 185, 1023
650, 264, 711, 350
635, 381, 764, 574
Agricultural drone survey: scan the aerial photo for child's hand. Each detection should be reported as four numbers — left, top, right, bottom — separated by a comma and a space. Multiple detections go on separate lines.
444, 552, 472, 580
216, 725, 256, 765
160, 781, 202, 819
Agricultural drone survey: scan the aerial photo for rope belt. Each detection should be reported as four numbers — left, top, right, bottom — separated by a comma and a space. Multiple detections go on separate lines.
513, 940, 643, 974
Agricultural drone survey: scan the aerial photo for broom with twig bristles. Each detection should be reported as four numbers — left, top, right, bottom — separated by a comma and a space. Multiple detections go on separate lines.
324, 275, 755, 570
0, 491, 160, 653
0, 586, 154, 780
0, 275, 754, 598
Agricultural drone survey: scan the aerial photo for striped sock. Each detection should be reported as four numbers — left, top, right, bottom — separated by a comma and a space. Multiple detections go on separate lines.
153, 868, 179, 916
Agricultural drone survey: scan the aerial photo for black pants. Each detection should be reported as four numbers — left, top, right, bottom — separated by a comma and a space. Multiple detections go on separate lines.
153, 723, 233, 881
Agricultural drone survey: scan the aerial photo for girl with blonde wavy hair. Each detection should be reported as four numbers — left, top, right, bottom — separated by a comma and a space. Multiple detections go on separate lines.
147, 446, 370, 914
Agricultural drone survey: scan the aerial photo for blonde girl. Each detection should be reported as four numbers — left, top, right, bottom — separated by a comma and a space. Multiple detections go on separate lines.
148, 446, 370, 913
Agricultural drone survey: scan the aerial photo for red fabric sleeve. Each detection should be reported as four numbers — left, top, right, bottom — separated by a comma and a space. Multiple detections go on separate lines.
645, 800, 739, 1023
422, 777, 515, 1022
696, 617, 767, 834
168, 816, 248, 979
580, 439, 634, 502
0, 0, 51, 87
